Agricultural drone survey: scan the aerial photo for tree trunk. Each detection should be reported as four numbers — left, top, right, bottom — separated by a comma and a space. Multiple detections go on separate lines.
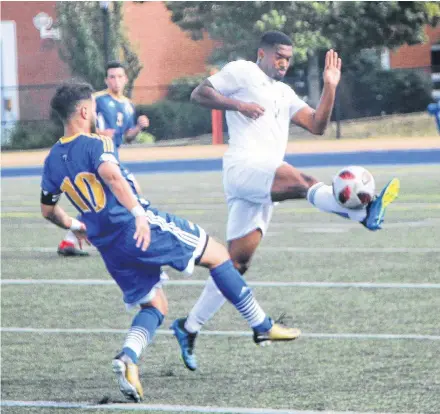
307, 53, 321, 108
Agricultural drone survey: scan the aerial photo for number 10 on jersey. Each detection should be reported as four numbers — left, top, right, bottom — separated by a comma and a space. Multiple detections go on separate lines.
61, 172, 106, 213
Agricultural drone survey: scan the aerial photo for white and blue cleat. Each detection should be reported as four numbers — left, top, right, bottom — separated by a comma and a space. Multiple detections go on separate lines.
170, 318, 198, 371
362, 178, 400, 231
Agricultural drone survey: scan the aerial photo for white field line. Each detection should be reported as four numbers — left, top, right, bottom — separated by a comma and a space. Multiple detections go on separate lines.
0, 400, 410, 414
3, 219, 440, 234
260, 247, 440, 253
1, 327, 439, 341
2, 279, 440, 289
2, 247, 440, 253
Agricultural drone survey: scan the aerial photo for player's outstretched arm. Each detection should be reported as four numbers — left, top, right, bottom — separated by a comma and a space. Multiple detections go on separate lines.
191, 79, 264, 119
292, 50, 341, 135
98, 161, 151, 251
191, 79, 242, 110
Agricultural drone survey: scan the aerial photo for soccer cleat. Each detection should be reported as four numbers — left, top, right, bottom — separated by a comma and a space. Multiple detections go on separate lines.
170, 318, 198, 371
362, 178, 400, 231
57, 241, 89, 257
112, 355, 143, 402
253, 322, 301, 346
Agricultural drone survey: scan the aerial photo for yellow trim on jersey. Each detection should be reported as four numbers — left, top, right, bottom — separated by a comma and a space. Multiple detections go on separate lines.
100, 136, 114, 153
93, 90, 110, 98
59, 133, 81, 144
94, 88, 131, 103
89, 133, 115, 153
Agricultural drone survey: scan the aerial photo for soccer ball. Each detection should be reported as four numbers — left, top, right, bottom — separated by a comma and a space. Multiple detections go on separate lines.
332, 166, 375, 209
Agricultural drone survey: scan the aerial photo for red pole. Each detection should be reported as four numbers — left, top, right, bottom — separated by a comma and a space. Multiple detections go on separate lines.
210, 67, 223, 145
212, 109, 223, 145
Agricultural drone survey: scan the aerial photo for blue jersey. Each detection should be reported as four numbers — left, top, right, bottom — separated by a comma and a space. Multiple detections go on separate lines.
41, 133, 135, 247
427, 101, 440, 133
95, 90, 136, 151
41, 133, 208, 307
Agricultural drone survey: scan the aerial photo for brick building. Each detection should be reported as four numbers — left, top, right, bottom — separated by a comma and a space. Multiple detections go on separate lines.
1, 1, 214, 127
389, 25, 440, 99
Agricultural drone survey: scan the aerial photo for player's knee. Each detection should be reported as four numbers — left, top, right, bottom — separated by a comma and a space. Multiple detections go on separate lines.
144, 289, 168, 317
198, 237, 231, 269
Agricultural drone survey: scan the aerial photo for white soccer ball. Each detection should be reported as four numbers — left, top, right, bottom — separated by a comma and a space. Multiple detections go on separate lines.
332, 166, 375, 209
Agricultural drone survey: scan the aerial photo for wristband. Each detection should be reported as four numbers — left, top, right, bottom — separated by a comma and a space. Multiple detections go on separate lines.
131, 205, 145, 217
70, 218, 82, 231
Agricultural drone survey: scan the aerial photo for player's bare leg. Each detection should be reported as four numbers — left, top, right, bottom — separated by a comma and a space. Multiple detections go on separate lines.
198, 237, 300, 342
271, 162, 398, 228
113, 289, 167, 402
228, 229, 263, 275
178, 228, 262, 351
172, 236, 300, 370
271, 163, 317, 201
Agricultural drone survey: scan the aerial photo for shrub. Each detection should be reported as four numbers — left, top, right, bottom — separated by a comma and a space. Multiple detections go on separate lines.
136, 100, 212, 141
167, 73, 208, 102
4, 120, 63, 150
339, 54, 432, 120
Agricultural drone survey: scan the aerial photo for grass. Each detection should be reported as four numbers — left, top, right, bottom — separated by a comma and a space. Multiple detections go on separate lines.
288, 112, 439, 140
1, 164, 440, 413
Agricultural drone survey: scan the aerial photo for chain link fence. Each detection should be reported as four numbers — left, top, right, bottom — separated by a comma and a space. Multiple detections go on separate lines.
1, 66, 437, 149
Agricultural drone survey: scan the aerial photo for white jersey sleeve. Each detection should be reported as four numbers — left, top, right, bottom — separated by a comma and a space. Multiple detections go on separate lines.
287, 87, 308, 118
208, 60, 249, 97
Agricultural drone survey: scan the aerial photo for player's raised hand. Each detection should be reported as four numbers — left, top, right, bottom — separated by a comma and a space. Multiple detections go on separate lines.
237, 102, 265, 120
323, 49, 342, 88
137, 115, 150, 129
134, 215, 151, 251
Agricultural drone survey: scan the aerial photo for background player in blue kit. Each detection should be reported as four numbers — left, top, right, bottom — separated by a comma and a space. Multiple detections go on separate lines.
41, 82, 301, 402
57, 61, 150, 256
427, 100, 440, 135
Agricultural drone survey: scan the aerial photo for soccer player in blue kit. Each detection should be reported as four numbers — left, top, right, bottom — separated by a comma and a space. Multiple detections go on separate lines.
41, 82, 301, 402
427, 100, 440, 135
57, 61, 149, 256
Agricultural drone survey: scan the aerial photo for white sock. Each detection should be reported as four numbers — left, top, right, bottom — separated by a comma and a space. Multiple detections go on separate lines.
307, 182, 367, 222
184, 277, 227, 333
64, 230, 78, 244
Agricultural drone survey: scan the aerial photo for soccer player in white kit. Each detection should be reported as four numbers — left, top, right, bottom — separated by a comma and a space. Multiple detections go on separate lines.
171, 31, 400, 371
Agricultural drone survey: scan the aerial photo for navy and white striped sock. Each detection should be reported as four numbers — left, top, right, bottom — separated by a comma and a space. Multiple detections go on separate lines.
122, 306, 164, 363
210, 260, 272, 333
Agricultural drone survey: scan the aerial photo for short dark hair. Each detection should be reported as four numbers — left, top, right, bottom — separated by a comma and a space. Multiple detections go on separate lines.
260, 31, 292, 49
50, 81, 94, 123
106, 60, 126, 75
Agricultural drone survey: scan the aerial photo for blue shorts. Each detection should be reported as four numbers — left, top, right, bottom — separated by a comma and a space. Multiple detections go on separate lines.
98, 207, 208, 308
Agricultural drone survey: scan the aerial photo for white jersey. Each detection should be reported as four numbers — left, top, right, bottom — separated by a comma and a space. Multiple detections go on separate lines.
208, 60, 307, 169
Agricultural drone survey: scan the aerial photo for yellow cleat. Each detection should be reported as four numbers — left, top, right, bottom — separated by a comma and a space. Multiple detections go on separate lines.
253, 323, 301, 346
362, 178, 400, 231
112, 358, 143, 402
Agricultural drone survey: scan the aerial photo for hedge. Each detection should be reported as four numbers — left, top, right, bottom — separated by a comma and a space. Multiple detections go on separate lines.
136, 100, 212, 141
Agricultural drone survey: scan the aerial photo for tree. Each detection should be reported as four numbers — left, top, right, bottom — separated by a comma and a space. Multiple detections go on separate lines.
324, 1, 439, 55
166, 1, 439, 106
56, 1, 142, 96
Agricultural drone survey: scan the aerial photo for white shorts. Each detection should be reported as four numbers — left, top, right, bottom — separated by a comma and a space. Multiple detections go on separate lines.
223, 161, 281, 241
